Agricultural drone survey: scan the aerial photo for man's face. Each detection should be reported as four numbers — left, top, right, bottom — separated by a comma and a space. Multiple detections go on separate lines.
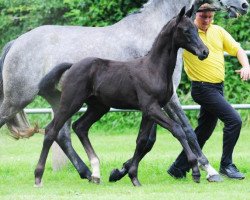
195, 11, 215, 31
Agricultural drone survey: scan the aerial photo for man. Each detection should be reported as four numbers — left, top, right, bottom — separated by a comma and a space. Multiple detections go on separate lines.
167, 3, 250, 180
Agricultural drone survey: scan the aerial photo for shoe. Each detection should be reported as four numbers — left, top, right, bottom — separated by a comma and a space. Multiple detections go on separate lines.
167, 163, 186, 179
219, 163, 245, 180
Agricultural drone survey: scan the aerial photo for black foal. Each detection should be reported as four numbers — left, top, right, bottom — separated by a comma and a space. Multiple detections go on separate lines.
35, 6, 209, 186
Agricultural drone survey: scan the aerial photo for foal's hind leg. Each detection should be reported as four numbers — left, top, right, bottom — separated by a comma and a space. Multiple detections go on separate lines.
35, 89, 92, 186
34, 111, 91, 186
109, 123, 156, 183
40, 91, 92, 179
72, 102, 110, 184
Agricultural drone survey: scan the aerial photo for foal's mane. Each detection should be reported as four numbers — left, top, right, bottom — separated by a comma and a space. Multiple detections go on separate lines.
148, 16, 178, 53
141, 18, 177, 58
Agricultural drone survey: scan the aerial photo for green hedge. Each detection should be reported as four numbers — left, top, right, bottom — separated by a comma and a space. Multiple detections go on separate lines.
0, 0, 146, 49
0, 0, 249, 128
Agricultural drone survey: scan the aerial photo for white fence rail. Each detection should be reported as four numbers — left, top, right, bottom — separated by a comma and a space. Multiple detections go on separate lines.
24, 104, 250, 116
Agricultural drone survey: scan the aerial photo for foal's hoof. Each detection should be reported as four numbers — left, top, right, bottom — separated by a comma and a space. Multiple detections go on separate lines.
192, 175, 201, 183
131, 177, 142, 187
109, 169, 122, 182
207, 174, 223, 182
90, 176, 101, 184
34, 181, 43, 188
34, 178, 43, 188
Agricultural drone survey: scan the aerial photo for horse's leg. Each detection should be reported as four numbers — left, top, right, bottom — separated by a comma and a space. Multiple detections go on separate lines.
72, 102, 110, 184
147, 102, 200, 183
164, 93, 221, 182
34, 114, 91, 187
40, 91, 92, 180
0, 41, 36, 139
127, 116, 155, 186
35, 87, 93, 187
109, 123, 157, 182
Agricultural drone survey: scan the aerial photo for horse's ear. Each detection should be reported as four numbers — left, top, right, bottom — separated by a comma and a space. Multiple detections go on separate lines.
176, 6, 186, 24
186, 5, 194, 18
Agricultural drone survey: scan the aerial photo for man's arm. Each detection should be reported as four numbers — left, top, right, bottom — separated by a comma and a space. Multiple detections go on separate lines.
235, 48, 250, 81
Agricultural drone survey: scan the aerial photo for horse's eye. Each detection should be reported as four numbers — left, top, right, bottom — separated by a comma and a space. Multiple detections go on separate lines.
183, 29, 189, 34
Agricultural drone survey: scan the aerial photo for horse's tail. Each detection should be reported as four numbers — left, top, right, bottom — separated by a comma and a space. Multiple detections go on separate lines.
0, 40, 15, 95
38, 62, 73, 96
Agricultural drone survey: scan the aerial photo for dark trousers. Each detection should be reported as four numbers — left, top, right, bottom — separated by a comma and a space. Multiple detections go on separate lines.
174, 81, 242, 171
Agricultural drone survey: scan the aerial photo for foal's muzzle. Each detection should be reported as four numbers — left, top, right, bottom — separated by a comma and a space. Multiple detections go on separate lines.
198, 49, 209, 60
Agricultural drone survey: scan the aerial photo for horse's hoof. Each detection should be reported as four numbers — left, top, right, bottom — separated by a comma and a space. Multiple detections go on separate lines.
131, 177, 142, 187
34, 182, 43, 188
192, 175, 201, 183
90, 176, 101, 184
109, 169, 122, 182
207, 174, 223, 182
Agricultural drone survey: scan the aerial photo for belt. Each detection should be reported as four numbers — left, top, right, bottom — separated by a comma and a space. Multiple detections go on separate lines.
192, 81, 223, 86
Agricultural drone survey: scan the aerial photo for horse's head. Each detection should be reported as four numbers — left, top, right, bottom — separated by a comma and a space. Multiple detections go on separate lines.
219, 0, 249, 17
173, 6, 209, 60
197, 0, 249, 18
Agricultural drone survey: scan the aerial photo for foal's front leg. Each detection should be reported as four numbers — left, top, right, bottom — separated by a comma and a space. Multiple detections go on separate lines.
109, 121, 157, 183
164, 93, 221, 182
147, 102, 200, 182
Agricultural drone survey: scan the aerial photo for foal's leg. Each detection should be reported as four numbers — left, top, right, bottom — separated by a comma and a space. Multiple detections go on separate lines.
164, 93, 221, 182
72, 102, 110, 184
41, 91, 92, 179
127, 116, 155, 186
35, 88, 92, 186
147, 102, 200, 182
109, 123, 156, 182
34, 109, 92, 186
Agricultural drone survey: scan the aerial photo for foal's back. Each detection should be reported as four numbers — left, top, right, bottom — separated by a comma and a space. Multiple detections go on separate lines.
63, 57, 144, 109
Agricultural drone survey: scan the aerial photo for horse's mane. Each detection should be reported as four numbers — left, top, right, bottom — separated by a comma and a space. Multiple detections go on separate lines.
142, 0, 195, 11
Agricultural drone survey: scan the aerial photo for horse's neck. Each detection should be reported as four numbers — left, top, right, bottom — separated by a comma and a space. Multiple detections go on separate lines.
147, 27, 178, 80
115, 0, 195, 39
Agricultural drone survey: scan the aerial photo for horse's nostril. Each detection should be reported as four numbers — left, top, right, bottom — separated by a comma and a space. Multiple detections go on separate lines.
242, 3, 249, 9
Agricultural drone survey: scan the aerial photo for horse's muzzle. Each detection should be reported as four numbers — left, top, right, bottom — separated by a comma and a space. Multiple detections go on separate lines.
198, 49, 209, 60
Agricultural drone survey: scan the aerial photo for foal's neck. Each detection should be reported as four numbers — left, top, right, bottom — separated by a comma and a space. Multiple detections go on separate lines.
147, 25, 179, 79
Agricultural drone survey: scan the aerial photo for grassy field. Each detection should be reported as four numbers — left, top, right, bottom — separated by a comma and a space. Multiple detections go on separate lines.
0, 126, 250, 200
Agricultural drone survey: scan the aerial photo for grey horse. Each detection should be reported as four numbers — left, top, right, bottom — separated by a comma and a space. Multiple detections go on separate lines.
0, 0, 248, 183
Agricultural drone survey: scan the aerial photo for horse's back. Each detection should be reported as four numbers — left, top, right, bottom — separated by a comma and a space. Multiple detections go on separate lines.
4, 24, 144, 76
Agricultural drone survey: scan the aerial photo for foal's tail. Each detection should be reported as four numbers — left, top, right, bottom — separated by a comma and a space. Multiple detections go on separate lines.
0, 40, 15, 95
38, 62, 73, 96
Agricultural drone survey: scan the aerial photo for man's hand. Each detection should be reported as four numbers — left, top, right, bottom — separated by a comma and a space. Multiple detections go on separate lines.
235, 66, 250, 81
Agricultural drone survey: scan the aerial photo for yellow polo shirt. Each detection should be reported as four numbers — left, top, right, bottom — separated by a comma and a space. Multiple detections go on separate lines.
183, 24, 240, 83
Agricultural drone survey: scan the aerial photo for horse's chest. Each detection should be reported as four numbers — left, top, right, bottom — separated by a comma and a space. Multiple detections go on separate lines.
148, 80, 173, 106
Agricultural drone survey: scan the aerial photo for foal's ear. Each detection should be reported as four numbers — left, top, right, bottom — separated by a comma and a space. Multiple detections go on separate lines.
186, 5, 194, 18
176, 6, 186, 24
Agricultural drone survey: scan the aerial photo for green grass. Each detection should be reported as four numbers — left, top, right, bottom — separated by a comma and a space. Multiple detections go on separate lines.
1, 126, 250, 200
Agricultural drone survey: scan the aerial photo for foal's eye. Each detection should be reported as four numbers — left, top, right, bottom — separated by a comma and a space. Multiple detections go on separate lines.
183, 29, 189, 34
